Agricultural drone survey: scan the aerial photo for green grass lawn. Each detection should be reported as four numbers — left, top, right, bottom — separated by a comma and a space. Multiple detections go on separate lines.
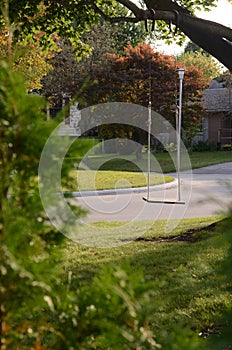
59, 145, 232, 348
65, 151, 232, 174
66, 170, 173, 191
188, 151, 232, 169
62, 216, 232, 349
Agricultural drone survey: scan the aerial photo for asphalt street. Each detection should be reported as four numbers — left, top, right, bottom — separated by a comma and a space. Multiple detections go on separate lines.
71, 162, 232, 223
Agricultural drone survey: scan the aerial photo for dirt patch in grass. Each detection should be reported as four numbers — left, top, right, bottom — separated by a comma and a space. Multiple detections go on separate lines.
135, 222, 218, 243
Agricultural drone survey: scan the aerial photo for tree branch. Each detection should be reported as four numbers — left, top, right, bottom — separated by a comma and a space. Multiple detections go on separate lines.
92, 1, 232, 71
91, 7, 177, 23
178, 14, 232, 70
116, 0, 142, 16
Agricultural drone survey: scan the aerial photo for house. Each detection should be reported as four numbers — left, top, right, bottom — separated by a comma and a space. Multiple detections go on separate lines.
199, 80, 232, 148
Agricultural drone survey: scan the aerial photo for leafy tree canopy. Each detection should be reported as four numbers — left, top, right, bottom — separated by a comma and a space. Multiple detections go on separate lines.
0, 31, 54, 91
41, 18, 150, 104
0, 0, 216, 44
215, 70, 232, 87
1, 0, 232, 70
177, 50, 222, 81
184, 41, 209, 56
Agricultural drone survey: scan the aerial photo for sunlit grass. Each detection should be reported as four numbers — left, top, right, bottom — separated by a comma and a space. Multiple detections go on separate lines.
66, 170, 173, 191
63, 216, 231, 349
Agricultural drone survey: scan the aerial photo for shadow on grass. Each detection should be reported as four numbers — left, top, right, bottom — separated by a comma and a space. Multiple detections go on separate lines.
131, 217, 232, 350
63, 216, 232, 349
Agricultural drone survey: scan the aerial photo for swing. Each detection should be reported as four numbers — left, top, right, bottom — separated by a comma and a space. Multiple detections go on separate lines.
142, 26, 185, 204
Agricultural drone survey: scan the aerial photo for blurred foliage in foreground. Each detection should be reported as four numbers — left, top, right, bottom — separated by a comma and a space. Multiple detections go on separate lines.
0, 60, 161, 350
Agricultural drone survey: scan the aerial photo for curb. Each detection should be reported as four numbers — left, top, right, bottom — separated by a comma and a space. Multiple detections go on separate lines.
68, 179, 178, 197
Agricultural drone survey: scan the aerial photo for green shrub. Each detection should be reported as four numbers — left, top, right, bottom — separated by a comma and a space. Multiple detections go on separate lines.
164, 142, 177, 152
42, 262, 200, 350
192, 140, 210, 152
0, 60, 84, 349
53, 264, 161, 349
221, 144, 232, 151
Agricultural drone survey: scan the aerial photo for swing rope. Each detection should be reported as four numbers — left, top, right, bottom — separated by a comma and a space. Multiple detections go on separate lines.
146, 29, 154, 201
144, 28, 185, 204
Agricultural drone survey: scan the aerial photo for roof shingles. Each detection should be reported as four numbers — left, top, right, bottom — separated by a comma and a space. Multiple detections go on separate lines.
203, 80, 232, 113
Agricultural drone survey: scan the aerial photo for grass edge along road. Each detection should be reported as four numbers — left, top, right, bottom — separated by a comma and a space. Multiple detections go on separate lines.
65, 150, 232, 174
66, 170, 174, 191
62, 215, 232, 350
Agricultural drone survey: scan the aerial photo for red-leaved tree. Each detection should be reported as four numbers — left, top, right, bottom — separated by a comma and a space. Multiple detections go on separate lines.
79, 43, 208, 143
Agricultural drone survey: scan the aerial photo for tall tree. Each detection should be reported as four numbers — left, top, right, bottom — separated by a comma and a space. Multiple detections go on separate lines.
177, 50, 221, 81
1, 0, 232, 71
76, 43, 207, 138
41, 16, 151, 106
0, 30, 54, 91
41, 23, 119, 106
216, 70, 232, 87
184, 41, 209, 56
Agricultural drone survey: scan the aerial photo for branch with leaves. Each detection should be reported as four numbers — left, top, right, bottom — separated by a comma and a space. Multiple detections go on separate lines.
92, 0, 232, 71
1, 0, 232, 70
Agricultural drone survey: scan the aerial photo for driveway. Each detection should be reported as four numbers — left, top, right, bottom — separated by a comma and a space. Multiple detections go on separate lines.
71, 162, 232, 223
